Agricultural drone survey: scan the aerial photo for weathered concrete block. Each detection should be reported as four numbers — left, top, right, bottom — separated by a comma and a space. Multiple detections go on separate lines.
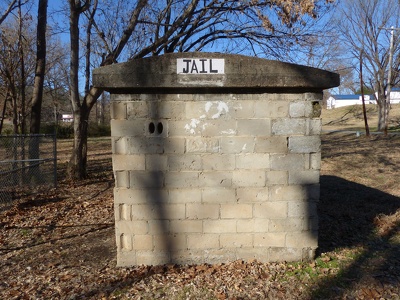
186, 203, 220, 219
203, 219, 236, 233
289, 101, 314, 118
186, 100, 233, 120
237, 119, 271, 136
136, 251, 170, 266
310, 152, 321, 170
187, 234, 220, 249
168, 154, 202, 171
269, 218, 307, 232
286, 232, 318, 248
220, 204, 253, 219
129, 171, 165, 188
288, 201, 318, 218
229, 100, 255, 118
237, 218, 269, 233
133, 234, 153, 251
117, 203, 131, 221
164, 171, 199, 188
254, 232, 285, 247
289, 170, 320, 184
170, 220, 202, 233
115, 171, 130, 188
219, 137, 256, 153
113, 154, 145, 171
308, 119, 322, 135
145, 154, 168, 171
254, 137, 288, 154
117, 220, 148, 234
158, 101, 186, 119
254, 100, 289, 118
111, 119, 146, 137
220, 233, 253, 248
164, 138, 186, 154
236, 153, 270, 169
272, 119, 306, 135
169, 189, 202, 203
269, 185, 309, 202
199, 171, 232, 187
253, 202, 288, 219
201, 119, 237, 137
126, 101, 148, 119
202, 188, 236, 203
232, 170, 266, 187
236, 248, 270, 262
117, 251, 136, 267
154, 234, 187, 250
111, 102, 127, 119
202, 154, 235, 171
112, 137, 128, 154
186, 137, 220, 153
288, 136, 320, 153
266, 170, 288, 185
270, 154, 307, 171
236, 187, 270, 203
119, 233, 133, 251
148, 220, 170, 234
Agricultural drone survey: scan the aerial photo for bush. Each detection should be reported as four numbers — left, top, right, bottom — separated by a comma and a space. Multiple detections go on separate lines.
39, 122, 111, 139
40, 124, 74, 139
88, 123, 111, 137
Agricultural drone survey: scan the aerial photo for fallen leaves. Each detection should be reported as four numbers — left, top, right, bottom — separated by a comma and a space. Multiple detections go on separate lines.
1, 135, 400, 299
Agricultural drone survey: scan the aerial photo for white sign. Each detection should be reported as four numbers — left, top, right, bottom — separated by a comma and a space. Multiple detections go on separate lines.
177, 58, 225, 74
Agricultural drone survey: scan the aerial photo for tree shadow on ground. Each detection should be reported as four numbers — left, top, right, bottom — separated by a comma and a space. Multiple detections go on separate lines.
313, 175, 400, 299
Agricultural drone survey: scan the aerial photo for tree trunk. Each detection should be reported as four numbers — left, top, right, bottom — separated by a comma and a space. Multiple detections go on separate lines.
383, 97, 391, 135
30, 0, 48, 134
377, 91, 390, 133
359, 51, 369, 137
68, 104, 90, 180
67, 0, 88, 180
11, 92, 18, 134
18, 0, 26, 134
0, 93, 8, 134
29, 0, 48, 184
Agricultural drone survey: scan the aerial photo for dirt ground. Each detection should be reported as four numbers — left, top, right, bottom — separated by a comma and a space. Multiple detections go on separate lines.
1, 110, 400, 299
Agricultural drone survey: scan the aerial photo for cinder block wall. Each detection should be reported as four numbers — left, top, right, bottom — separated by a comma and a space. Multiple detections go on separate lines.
93, 53, 339, 266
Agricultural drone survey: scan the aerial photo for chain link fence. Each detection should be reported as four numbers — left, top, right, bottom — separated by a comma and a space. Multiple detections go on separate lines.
0, 134, 57, 204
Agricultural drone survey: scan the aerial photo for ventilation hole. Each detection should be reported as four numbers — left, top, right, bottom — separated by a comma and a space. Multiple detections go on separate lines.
312, 101, 322, 118
148, 122, 155, 134
157, 122, 163, 134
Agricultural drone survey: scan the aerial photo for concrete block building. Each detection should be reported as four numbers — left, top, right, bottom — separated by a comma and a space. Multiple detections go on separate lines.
93, 52, 339, 266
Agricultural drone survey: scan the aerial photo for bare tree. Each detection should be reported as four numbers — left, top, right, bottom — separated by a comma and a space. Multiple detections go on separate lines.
0, 0, 29, 25
335, 0, 400, 133
67, 0, 148, 179
66, 0, 335, 180
0, 13, 36, 134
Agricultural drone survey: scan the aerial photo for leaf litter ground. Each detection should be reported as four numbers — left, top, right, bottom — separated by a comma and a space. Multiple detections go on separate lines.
1, 132, 400, 299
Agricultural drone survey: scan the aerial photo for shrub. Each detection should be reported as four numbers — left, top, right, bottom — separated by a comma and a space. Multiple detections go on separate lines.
88, 123, 111, 137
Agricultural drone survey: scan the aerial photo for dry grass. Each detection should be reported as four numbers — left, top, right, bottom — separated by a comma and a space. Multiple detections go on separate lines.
322, 104, 400, 132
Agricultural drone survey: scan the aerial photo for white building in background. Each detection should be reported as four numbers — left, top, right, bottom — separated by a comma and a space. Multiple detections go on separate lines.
327, 88, 400, 109
61, 114, 73, 122
382, 87, 400, 104
326, 94, 375, 109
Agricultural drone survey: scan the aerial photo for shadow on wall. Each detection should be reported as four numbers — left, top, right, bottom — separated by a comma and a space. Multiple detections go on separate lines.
128, 117, 177, 263
313, 175, 400, 299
